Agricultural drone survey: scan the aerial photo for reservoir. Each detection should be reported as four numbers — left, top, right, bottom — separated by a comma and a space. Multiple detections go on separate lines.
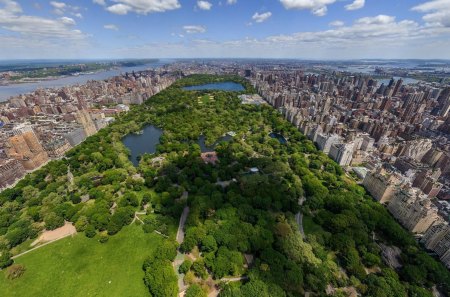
0, 60, 170, 102
122, 125, 163, 166
182, 82, 244, 91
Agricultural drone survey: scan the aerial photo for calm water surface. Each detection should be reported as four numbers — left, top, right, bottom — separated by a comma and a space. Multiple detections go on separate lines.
0, 60, 170, 102
269, 132, 287, 144
182, 82, 244, 91
122, 125, 163, 166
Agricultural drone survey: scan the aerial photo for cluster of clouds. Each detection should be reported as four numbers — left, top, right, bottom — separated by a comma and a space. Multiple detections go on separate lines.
115, 9, 450, 59
93, 0, 181, 15
0, 0, 85, 39
50, 1, 83, 18
279, 0, 365, 16
412, 0, 450, 28
0, 0, 89, 58
0, 0, 450, 59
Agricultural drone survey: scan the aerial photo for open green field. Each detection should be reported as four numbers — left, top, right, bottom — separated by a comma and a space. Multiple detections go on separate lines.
0, 224, 162, 297
197, 94, 214, 104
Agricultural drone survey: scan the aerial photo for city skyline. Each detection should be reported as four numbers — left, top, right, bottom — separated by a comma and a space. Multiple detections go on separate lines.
0, 0, 450, 59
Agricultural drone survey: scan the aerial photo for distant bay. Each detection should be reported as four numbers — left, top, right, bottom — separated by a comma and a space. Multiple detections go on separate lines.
0, 60, 171, 102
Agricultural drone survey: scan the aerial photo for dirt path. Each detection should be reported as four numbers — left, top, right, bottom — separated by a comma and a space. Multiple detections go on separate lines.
31, 222, 76, 246
131, 211, 146, 224
13, 222, 76, 259
221, 276, 248, 283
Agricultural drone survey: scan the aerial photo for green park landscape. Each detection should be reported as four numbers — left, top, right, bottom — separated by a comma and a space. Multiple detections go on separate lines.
0, 74, 449, 296
0, 225, 163, 297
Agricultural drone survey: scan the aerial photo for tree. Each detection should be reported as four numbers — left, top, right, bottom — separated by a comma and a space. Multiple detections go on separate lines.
0, 249, 13, 268
155, 240, 178, 262
144, 259, 178, 297
85, 224, 96, 238
44, 213, 64, 230
192, 259, 208, 279
119, 192, 139, 207
241, 279, 270, 297
402, 265, 427, 285
179, 260, 193, 274
201, 235, 218, 252
185, 284, 207, 297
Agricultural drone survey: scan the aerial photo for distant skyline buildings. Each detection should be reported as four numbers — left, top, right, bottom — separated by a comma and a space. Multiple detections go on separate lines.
0, 0, 449, 59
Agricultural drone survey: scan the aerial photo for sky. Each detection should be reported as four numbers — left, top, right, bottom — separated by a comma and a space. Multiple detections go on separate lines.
0, 0, 449, 59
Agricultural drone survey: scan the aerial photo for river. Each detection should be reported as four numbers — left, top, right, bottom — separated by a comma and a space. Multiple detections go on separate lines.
0, 60, 172, 102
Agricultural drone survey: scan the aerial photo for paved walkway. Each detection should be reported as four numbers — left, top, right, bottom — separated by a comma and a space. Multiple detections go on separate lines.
295, 212, 305, 237
174, 199, 190, 294
176, 206, 190, 244
296, 196, 305, 237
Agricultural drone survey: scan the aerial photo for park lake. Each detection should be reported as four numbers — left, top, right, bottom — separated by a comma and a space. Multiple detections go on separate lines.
123, 82, 243, 165
269, 132, 288, 144
122, 125, 163, 166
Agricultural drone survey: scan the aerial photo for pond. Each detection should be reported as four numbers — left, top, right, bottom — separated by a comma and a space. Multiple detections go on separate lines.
122, 125, 163, 166
269, 132, 287, 144
182, 82, 245, 91
198, 134, 233, 152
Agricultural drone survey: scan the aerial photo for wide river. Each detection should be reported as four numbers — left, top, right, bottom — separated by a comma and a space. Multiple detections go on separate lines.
0, 60, 172, 102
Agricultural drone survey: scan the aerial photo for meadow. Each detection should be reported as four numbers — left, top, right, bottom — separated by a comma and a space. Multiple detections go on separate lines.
0, 225, 161, 297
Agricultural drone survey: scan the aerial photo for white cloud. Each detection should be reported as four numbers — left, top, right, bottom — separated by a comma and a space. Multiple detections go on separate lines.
93, 0, 106, 5
252, 12, 272, 23
104, 24, 119, 31
50, 1, 66, 9
60, 16, 76, 25
412, 0, 450, 27
197, 1, 212, 10
183, 25, 206, 33
355, 15, 395, 25
49, 1, 81, 16
73, 12, 83, 18
345, 0, 365, 11
312, 6, 327, 16
106, 0, 181, 15
279, 0, 335, 16
227, 0, 237, 4
106, 3, 130, 14
329, 20, 344, 27
0, 1, 86, 40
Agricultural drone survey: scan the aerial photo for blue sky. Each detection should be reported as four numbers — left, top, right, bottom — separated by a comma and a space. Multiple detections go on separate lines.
0, 0, 449, 59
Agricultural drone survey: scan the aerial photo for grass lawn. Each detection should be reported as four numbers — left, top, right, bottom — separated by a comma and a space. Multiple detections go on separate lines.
0, 224, 163, 297
198, 94, 213, 104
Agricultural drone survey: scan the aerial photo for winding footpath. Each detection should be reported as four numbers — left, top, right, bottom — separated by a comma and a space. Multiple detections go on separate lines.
176, 206, 190, 244
296, 196, 305, 237
174, 199, 190, 296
